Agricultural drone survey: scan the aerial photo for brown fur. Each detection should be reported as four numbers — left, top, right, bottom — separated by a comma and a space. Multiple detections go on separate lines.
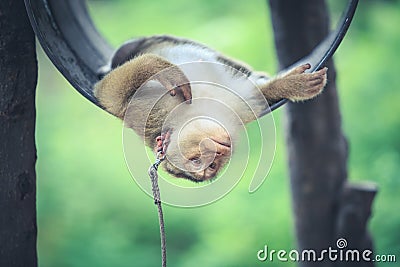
94, 53, 191, 119
94, 36, 327, 182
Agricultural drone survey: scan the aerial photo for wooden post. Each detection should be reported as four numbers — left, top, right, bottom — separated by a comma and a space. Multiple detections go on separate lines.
268, 0, 376, 266
336, 182, 377, 267
0, 1, 38, 267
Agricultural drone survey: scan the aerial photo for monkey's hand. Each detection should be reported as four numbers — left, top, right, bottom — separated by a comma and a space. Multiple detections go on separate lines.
281, 64, 327, 101
135, 54, 192, 103
260, 63, 327, 102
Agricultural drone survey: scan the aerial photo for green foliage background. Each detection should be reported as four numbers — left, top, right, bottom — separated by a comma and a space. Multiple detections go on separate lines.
36, 0, 400, 266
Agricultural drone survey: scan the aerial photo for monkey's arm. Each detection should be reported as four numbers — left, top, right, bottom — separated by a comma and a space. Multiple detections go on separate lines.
258, 64, 327, 103
94, 53, 192, 119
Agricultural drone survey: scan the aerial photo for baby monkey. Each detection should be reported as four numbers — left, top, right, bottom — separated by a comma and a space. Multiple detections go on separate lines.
95, 35, 327, 182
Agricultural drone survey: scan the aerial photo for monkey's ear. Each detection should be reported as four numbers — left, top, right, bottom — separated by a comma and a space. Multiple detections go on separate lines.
110, 39, 144, 69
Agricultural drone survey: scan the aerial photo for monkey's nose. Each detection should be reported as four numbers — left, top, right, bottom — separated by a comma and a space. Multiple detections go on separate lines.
213, 141, 231, 157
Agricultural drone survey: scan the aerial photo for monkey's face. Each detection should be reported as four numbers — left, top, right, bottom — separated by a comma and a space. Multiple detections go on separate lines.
163, 119, 232, 182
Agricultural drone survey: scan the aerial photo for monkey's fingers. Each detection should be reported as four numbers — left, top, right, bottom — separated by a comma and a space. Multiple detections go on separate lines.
169, 89, 177, 96
155, 72, 192, 104
159, 80, 192, 103
303, 68, 327, 97
156, 77, 175, 94
303, 67, 327, 85
307, 78, 324, 87
313, 67, 328, 77
178, 84, 192, 104
287, 63, 311, 76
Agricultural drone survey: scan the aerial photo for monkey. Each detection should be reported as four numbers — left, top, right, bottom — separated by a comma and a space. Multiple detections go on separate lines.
94, 35, 327, 182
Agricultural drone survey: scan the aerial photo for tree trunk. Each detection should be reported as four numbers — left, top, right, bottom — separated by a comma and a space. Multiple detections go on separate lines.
0, 1, 38, 267
268, 1, 376, 266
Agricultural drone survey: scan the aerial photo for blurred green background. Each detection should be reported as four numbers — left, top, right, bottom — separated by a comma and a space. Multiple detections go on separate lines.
36, 0, 400, 266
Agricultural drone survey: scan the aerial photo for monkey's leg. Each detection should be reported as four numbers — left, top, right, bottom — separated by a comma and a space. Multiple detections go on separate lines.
94, 53, 192, 118
258, 64, 328, 103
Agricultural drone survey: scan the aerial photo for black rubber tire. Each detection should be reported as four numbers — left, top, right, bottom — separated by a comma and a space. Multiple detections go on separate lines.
24, 0, 358, 112
24, 0, 113, 106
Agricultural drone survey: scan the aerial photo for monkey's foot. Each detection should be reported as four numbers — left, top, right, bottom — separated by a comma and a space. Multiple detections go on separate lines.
280, 64, 328, 101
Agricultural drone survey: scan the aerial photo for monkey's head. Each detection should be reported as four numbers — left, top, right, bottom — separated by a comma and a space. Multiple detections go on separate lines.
162, 118, 232, 182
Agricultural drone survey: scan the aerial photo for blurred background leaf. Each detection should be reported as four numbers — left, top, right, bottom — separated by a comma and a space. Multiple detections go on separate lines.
36, 0, 399, 266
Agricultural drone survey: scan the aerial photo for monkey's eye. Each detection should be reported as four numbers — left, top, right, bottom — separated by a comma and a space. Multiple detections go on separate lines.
209, 162, 217, 170
190, 157, 202, 166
